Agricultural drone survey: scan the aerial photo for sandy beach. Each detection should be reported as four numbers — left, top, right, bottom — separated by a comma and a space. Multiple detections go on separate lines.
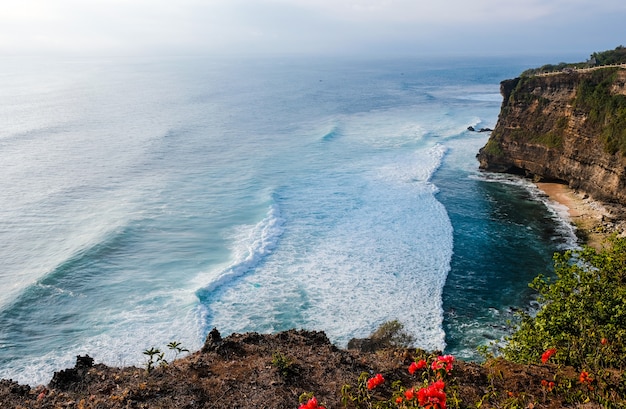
535, 182, 622, 249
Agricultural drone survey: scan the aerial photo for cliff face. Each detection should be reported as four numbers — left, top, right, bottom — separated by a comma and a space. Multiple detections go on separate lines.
477, 68, 626, 205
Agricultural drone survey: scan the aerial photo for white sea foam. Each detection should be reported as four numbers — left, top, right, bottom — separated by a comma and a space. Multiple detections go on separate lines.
527, 185, 580, 250
376, 143, 447, 186
475, 173, 579, 250
196, 203, 285, 299
206, 143, 453, 351
0, 289, 204, 386
427, 84, 503, 103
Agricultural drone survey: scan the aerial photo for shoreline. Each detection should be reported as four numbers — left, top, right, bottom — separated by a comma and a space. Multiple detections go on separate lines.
535, 182, 625, 249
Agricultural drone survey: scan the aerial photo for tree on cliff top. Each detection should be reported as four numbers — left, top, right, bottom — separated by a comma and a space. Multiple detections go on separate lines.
591, 45, 626, 66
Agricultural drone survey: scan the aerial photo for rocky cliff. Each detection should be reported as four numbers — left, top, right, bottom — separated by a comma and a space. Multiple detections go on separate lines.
0, 329, 591, 408
477, 67, 626, 206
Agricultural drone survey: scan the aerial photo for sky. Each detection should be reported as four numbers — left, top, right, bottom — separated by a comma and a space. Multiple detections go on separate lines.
1, 0, 625, 58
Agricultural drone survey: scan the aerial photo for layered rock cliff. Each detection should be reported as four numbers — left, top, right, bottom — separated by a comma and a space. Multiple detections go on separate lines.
477, 67, 626, 206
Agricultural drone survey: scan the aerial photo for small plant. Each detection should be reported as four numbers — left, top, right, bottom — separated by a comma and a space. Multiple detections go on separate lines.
167, 341, 189, 360
143, 347, 167, 373
272, 351, 297, 378
341, 372, 384, 408
143, 340, 189, 373
143, 341, 189, 373
369, 320, 415, 349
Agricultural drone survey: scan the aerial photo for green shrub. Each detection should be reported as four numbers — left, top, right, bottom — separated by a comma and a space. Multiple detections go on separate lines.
531, 132, 563, 148
369, 320, 415, 349
502, 236, 626, 370
272, 351, 298, 378
481, 139, 503, 156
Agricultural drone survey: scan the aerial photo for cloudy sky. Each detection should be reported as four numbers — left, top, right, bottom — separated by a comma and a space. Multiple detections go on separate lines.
2, 0, 625, 57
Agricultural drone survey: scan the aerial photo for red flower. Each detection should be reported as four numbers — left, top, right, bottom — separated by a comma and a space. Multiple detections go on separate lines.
299, 396, 326, 409
409, 359, 427, 374
601, 338, 608, 345
579, 371, 593, 384
541, 380, 555, 392
404, 388, 416, 400
367, 373, 385, 390
431, 355, 455, 374
396, 396, 404, 404
417, 380, 447, 409
579, 371, 595, 391
432, 379, 445, 390
541, 348, 556, 364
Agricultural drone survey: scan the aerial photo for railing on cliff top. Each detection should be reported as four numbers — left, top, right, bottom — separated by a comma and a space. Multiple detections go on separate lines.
533, 63, 626, 77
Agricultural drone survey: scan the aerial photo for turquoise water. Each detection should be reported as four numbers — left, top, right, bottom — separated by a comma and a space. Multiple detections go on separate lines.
0, 55, 576, 385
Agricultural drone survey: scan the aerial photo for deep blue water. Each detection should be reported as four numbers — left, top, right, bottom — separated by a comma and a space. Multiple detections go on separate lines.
0, 55, 576, 384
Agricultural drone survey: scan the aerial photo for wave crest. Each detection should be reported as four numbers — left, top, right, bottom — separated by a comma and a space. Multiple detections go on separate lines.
196, 203, 285, 300
321, 125, 341, 142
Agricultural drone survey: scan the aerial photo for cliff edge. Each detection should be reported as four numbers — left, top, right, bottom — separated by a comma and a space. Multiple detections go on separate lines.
477, 66, 626, 208
0, 329, 589, 408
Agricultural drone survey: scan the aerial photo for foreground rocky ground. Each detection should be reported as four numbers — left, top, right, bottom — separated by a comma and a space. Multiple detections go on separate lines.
0, 329, 599, 409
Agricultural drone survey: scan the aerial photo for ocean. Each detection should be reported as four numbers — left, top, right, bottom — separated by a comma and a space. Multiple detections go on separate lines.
0, 54, 578, 385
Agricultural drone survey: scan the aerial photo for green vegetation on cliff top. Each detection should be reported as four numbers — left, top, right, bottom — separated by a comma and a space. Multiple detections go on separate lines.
521, 45, 626, 76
